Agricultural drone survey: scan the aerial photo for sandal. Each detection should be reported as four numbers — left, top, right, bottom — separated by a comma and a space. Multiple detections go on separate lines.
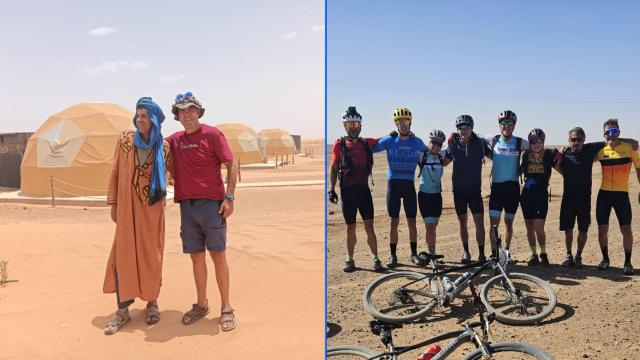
104, 308, 130, 335
182, 303, 209, 325
146, 301, 160, 325
221, 308, 236, 332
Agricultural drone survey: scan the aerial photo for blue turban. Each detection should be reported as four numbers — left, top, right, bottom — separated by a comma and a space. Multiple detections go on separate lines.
133, 97, 166, 205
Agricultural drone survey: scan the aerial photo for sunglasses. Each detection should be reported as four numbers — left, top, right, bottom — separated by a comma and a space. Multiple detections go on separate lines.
604, 128, 620, 136
431, 141, 443, 147
570, 137, 585, 143
499, 120, 514, 126
531, 138, 545, 145
395, 119, 411, 127
344, 121, 361, 129
456, 124, 471, 130
175, 91, 195, 102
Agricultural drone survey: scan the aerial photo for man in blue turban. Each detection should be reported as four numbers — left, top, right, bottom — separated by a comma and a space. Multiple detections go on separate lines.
102, 97, 172, 335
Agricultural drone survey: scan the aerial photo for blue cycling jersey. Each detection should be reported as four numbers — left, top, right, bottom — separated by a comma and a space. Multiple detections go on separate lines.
487, 135, 530, 183
373, 136, 426, 180
418, 151, 445, 193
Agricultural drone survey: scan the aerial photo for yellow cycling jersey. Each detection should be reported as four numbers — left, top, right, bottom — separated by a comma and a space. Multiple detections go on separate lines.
594, 142, 640, 192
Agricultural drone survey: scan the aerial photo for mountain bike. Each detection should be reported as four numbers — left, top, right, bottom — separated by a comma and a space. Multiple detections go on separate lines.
329, 281, 555, 359
363, 226, 556, 325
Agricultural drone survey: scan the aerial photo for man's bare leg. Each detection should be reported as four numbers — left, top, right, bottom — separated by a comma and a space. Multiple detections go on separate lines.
210, 251, 231, 311
191, 252, 208, 307
346, 223, 357, 257
597, 224, 610, 269
363, 219, 378, 257
504, 218, 514, 250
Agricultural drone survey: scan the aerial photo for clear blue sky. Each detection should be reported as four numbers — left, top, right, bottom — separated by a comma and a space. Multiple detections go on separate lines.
328, 0, 640, 145
0, 0, 324, 138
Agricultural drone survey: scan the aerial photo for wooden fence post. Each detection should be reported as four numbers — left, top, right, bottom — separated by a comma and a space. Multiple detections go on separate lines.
49, 175, 55, 208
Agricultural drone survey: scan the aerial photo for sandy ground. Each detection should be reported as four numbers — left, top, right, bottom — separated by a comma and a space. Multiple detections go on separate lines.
328, 152, 640, 359
0, 156, 324, 359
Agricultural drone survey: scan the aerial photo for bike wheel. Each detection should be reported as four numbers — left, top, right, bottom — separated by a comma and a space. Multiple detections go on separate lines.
463, 342, 555, 359
363, 271, 439, 323
481, 272, 557, 325
327, 345, 384, 359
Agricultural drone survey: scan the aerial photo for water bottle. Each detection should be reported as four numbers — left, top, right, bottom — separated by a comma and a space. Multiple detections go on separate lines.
442, 276, 454, 292
453, 272, 472, 287
417, 344, 442, 360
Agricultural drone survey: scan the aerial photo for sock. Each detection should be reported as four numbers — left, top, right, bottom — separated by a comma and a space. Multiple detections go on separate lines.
410, 242, 418, 255
600, 246, 609, 261
462, 242, 470, 253
566, 249, 572, 256
530, 245, 537, 255
624, 250, 632, 264
540, 244, 546, 254
428, 245, 436, 254
372, 254, 379, 261
346, 256, 353, 262
390, 243, 397, 256
478, 245, 485, 256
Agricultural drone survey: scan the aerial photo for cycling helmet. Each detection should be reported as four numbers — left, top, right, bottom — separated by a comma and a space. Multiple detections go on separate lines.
456, 115, 474, 127
528, 128, 546, 143
342, 106, 362, 122
393, 107, 412, 122
498, 110, 517, 123
429, 129, 446, 144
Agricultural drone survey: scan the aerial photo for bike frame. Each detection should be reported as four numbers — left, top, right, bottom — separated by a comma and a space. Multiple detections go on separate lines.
396, 256, 512, 307
397, 227, 517, 305
367, 283, 497, 360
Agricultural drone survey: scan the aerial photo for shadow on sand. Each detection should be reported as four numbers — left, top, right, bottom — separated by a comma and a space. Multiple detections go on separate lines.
91, 309, 222, 342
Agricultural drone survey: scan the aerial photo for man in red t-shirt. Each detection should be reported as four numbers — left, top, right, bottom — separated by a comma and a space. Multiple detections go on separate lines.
329, 106, 383, 273
166, 92, 237, 332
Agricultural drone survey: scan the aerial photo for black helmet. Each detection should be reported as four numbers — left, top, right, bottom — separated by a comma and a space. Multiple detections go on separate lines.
528, 128, 546, 143
456, 115, 474, 127
429, 129, 446, 143
343, 106, 362, 122
498, 110, 517, 123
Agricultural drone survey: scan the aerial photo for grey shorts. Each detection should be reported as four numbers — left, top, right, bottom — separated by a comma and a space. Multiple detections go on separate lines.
180, 199, 227, 253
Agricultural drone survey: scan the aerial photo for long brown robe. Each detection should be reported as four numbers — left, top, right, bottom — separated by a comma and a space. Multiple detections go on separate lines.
103, 133, 172, 302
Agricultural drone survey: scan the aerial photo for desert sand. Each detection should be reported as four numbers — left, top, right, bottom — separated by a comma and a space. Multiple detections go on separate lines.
328, 151, 640, 359
0, 156, 324, 359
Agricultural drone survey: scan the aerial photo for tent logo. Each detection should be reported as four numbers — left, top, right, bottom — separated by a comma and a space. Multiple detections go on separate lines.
37, 119, 86, 168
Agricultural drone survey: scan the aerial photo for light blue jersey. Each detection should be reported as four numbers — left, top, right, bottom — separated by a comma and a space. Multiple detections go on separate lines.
373, 136, 426, 180
486, 135, 530, 183
418, 151, 445, 193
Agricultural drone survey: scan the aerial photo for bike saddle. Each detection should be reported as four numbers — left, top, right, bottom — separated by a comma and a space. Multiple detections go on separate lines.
418, 251, 444, 261
369, 320, 403, 335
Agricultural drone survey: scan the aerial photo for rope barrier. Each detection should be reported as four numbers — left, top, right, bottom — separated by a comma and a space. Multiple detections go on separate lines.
51, 186, 107, 199
51, 177, 108, 193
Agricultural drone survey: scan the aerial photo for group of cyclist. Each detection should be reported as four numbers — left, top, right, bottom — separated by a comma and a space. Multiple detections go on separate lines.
329, 106, 640, 275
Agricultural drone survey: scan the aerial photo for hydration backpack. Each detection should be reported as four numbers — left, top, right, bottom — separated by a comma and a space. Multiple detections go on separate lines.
337, 137, 373, 183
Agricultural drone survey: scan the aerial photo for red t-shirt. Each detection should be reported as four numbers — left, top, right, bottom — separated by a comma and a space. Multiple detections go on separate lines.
167, 124, 233, 202
331, 137, 379, 187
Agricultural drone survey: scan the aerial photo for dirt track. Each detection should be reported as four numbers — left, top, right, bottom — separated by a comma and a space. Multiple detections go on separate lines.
327, 152, 640, 359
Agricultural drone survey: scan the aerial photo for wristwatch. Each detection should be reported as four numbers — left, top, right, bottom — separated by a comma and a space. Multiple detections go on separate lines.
224, 194, 235, 202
